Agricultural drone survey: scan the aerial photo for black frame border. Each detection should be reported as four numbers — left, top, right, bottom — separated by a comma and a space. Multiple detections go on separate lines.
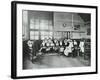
11, 1, 98, 79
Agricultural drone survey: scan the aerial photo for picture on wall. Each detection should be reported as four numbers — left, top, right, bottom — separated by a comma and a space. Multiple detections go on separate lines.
11, 1, 98, 79
74, 25, 80, 30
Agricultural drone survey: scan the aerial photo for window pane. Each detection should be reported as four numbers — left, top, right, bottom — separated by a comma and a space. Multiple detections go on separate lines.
48, 21, 53, 30
30, 31, 34, 36
30, 31, 39, 36
40, 31, 48, 36
34, 36, 39, 40
49, 32, 53, 36
34, 19, 39, 29
30, 36, 39, 40
41, 35, 48, 40
30, 19, 34, 24
30, 36, 34, 40
40, 20, 48, 30
40, 23, 46, 30
41, 36, 45, 40
30, 23, 35, 29
35, 24, 39, 29
34, 31, 39, 35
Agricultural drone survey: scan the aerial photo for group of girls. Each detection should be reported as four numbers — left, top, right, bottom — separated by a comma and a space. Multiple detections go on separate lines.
24, 38, 85, 62
40, 38, 85, 57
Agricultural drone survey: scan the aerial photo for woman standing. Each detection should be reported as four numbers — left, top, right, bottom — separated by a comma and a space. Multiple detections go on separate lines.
79, 39, 85, 56
72, 40, 78, 57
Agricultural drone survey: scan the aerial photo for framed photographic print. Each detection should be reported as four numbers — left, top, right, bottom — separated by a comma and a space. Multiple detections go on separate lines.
11, 1, 98, 79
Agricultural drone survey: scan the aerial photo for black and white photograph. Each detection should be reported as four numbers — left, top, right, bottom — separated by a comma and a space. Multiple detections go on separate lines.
23, 10, 91, 69
11, 1, 97, 79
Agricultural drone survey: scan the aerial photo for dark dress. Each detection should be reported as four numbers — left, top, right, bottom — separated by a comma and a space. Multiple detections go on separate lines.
53, 41, 59, 53
23, 40, 30, 55
72, 42, 78, 57
32, 40, 42, 56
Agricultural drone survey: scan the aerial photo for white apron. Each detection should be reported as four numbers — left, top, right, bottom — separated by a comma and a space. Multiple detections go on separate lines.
64, 47, 70, 56
79, 41, 84, 52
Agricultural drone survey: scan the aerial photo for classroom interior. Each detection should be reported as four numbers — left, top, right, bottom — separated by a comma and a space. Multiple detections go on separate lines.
22, 10, 91, 69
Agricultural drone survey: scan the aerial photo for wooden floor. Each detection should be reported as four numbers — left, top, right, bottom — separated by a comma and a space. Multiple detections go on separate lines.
23, 53, 90, 69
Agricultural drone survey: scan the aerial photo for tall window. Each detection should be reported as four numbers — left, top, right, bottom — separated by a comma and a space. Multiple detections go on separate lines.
30, 18, 40, 40
29, 11, 53, 40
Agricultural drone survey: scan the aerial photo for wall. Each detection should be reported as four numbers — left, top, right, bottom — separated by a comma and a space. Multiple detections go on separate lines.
53, 12, 90, 39
54, 12, 73, 31
22, 10, 30, 40
54, 12, 84, 31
